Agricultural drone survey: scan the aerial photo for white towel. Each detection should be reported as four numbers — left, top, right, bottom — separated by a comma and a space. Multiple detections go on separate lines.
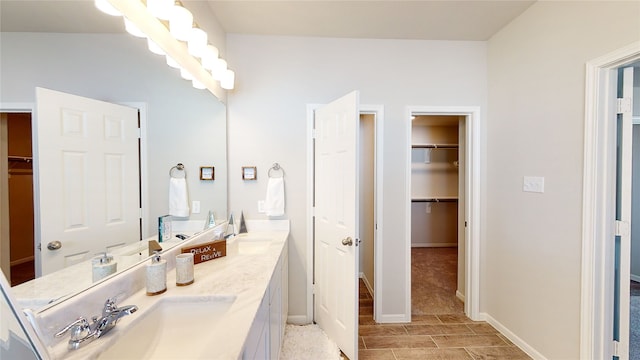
169, 177, 190, 217
265, 177, 285, 216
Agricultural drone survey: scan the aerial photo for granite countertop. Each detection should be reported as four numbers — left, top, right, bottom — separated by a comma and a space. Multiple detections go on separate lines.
33, 220, 289, 360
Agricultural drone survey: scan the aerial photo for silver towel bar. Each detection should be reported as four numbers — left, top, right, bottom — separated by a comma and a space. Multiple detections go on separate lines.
268, 163, 284, 178
170, 163, 186, 178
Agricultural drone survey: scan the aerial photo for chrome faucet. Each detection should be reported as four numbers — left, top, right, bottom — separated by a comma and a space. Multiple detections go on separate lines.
55, 298, 138, 350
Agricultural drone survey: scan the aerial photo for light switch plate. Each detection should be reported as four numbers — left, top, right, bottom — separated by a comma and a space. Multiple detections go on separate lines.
258, 200, 265, 213
523, 176, 544, 193
192, 201, 201, 214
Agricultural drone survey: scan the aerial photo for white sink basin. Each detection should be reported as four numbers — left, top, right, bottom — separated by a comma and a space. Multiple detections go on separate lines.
232, 235, 272, 255
96, 295, 236, 359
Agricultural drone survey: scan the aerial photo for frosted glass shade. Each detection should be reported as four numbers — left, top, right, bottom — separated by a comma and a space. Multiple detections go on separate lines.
192, 79, 206, 90
211, 59, 227, 81
220, 70, 235, 90
166, 55, 180, 69
201, 45, 220, 70
147, 38, 165, 55
94, 0, 121, 16
187, 28, 208, 58
124, 18, 146, 38
180, 68, 193, 80
169, 5, 193, 41
147, 0, 174, 20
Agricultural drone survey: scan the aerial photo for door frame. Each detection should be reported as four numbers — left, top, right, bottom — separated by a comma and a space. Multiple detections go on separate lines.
581, 41, 640, 359
0, 101, 147, 278
405, 106, 481, 320
306, 103, 384, 323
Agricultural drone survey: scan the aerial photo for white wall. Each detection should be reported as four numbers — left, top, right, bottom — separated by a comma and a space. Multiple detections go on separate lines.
487, 2, 640, 359
632, 125, 640, 280
0, 33, 228, 237
225, 35, 487, 319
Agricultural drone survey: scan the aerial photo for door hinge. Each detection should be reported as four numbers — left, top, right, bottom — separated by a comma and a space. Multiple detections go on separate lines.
615, 220, 630, 237
617, 98, 632, 114
311, 283, 316, 294
613, 340, 620, 357
311, 129, 317, 139
137, 127, 142, 139
139, 208, 143, 218
465, 221, 468, 228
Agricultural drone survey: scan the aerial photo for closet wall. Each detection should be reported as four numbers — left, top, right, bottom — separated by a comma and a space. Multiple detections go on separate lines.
411, 116, 459, 247
6, 113, 34, 265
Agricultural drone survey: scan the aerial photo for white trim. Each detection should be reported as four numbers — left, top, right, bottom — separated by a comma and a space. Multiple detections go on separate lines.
306, 104, 320, 324
360, 104, 384, 324
376, 314, 410, 323
480, 313, 548, 360
406, 106, 482, 321
411, 243, 457, 248
455, 290, 465, 302
287, 315, 311, 326
581, 41, 640, 360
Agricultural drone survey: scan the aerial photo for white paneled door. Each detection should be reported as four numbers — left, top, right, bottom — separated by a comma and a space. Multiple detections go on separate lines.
314, 91, 359, 360
35, 88, 140, 276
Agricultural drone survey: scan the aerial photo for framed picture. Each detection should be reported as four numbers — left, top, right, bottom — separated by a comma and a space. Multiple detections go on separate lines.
200, 166, 215, 180
242, 166, 257, 180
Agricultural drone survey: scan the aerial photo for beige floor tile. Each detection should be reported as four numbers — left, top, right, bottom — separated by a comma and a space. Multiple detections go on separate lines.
410, 314, 443, 324
360, 325, 408, 337
405, 324, 474, 336
363, 335, 437, 349
466, 323, 498, 334
361, 305, 374, 315
431, 334, 509, 348
496, 333, 514, 346
360, 315, 377, 325
466, 346, 532, 359
360, 337, 366, 349
393, 348, 473, 360
359, 349, 397, 360
437, 314, 479, 324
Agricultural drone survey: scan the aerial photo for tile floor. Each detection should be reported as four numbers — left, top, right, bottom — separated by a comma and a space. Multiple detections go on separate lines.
357, 247, 532, 360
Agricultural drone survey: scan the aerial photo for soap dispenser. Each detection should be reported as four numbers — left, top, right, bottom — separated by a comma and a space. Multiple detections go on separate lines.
146, 251, 167, 296
92, 253, 117, 282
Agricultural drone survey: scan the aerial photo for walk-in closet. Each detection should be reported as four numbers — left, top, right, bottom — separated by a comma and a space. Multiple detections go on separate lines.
410, 114, 465, 315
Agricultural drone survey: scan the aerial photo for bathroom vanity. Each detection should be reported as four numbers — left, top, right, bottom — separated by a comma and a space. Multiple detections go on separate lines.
18, 220, 289, 359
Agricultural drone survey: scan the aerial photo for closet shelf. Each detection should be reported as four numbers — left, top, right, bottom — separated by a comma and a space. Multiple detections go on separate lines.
8, 155, 32, 163
411, 144, 458, 149
411, 197, 458, 203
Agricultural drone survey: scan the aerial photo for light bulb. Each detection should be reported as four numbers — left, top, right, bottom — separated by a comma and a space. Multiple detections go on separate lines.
166, 55, 180, 69
192, 79, 206, 90
94, 0, 121, 16
220, 69, 235, 90
147, 0, 174, 20
180, 68, 193, 80
169, 5, 193, 42
201, 45, 220, 70
147, 38, 165, 55
211, 59, 227, 81
187, 28, 208, 58
124, 18, 146, 38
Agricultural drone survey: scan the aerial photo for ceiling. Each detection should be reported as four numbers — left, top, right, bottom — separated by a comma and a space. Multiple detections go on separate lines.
0, 0, 535, 41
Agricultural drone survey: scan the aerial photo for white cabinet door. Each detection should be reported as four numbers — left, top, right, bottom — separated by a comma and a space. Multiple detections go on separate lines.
35, 88, 139, 275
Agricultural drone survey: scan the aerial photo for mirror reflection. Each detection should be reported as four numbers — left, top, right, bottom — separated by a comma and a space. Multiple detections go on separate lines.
0, 2, 228, 312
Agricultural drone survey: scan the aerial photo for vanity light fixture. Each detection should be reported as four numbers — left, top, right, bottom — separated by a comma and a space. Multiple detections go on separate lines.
102, 0, 235, 95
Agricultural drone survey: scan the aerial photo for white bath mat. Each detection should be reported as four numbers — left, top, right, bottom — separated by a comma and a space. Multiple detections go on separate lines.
279, 324, 340, 360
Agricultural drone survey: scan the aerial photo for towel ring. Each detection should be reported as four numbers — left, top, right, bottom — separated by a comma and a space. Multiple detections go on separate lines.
268, 163, 284, 178
170, 163, 186, 178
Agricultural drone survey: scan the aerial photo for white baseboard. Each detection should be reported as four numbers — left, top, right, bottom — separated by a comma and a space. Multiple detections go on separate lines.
631, 273, 640, 283
411, 243, 457, 248
376, 314, 410, 323
287, 315, 311, 325
479, 312, 548, 360
456, 290, 465, 302
360, 272, 374, 298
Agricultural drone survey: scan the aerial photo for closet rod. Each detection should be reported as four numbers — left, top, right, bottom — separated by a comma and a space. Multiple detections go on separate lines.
8, 155, 32, 163
411, 144, 459, 149
411, 198, 458, 203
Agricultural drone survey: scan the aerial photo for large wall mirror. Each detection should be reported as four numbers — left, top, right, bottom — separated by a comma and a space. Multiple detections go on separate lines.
0, 1, 228, 312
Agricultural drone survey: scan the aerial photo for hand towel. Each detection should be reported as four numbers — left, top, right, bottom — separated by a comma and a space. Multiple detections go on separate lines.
265, 177, 285, 216
169, 177, 190, 217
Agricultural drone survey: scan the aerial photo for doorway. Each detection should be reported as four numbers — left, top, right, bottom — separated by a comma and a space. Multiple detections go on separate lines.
580, 43, 640, 359
405, 106, 481, 321
0, 112, 35, 286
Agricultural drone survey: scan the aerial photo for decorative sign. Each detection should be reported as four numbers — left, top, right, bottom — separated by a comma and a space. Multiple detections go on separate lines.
242, 166, 257, 180
181, 239, 226, 264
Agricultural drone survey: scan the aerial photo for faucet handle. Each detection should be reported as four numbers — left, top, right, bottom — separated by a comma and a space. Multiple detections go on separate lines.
102, 297, 118, 314
55, 317, 90, 340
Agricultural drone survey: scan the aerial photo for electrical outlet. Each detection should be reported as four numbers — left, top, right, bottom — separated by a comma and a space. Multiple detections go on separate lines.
523, 176, 544, 193
192, 201, 201, 214
258, 200, 265, 213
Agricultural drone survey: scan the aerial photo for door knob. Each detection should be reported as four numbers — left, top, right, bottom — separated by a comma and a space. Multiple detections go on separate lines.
47, 241, 62, 251
341, 237, 353, 246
